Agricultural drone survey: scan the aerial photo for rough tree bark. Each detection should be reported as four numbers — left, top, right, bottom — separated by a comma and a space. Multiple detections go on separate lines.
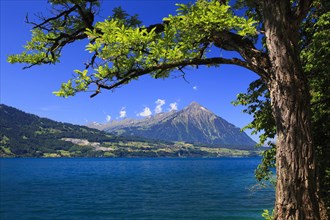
261, 1, 320, 219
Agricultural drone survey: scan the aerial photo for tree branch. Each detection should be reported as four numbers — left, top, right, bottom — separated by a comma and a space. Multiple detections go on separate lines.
143, 21, 270, 80
212, 30, 270, 79
31, 5, 78, 30
90, 57, 256, 97
75, 4, 94, 29
293, 0, 313, 23
22, 2, 97, 68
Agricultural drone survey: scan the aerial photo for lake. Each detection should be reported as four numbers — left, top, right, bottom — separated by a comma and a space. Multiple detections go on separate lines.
0, 158, 274, 219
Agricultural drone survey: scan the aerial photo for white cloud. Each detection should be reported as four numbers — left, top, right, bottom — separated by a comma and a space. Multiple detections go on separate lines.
106, 115, 111, 122
169, 102, 178, 111
119, 107, 127, 118
137, 107, 152, 117
193, 86, 198, 91
155, 99, 166, 114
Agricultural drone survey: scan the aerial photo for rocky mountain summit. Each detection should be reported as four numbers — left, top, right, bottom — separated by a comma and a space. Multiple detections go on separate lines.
89, 102, 256, 149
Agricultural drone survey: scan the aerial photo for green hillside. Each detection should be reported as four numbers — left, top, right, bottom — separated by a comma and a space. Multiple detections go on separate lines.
0, 104, 117, 157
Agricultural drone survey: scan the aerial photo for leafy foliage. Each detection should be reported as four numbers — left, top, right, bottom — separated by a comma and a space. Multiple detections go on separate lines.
302, 7, 330, 212
232, 79, 275, 147
7, 0, 99, 69
261, 209, 274, 220
232, 79, 276, 183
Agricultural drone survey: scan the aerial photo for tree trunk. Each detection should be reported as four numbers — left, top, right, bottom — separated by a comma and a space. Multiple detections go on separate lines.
268, 64, 320, 220
261, 1, 321, 219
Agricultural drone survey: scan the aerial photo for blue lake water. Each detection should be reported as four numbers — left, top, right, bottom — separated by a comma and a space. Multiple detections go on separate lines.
0, 158, 274, 220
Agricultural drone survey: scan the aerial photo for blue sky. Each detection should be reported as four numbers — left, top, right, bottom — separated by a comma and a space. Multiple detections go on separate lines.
0, 0, 260, 141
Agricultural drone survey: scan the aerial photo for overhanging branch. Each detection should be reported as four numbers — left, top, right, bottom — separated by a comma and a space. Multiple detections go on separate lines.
30, 5, 78, 30
143, 22, 270, 79
212, 30, 270, 79
293, 0, 313, 23
90, 57, 255, 97
22, 2, 97, 68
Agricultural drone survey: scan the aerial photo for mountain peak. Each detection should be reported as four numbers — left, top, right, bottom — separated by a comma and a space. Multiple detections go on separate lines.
188, 101, 202, 108
184, 102, 210, 113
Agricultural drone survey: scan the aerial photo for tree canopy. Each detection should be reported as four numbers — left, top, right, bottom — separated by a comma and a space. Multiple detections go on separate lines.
8, 0, 266, 98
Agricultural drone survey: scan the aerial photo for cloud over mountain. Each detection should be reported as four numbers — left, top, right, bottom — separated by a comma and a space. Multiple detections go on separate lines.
155, 99, 165, 114
138, 107, 152, 117
169, 102, 178, 111
119, 107, 126, 118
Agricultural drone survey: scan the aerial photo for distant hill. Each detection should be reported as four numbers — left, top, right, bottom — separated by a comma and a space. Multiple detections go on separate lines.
0, 104, 117, 157
89, 102, 256, 150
